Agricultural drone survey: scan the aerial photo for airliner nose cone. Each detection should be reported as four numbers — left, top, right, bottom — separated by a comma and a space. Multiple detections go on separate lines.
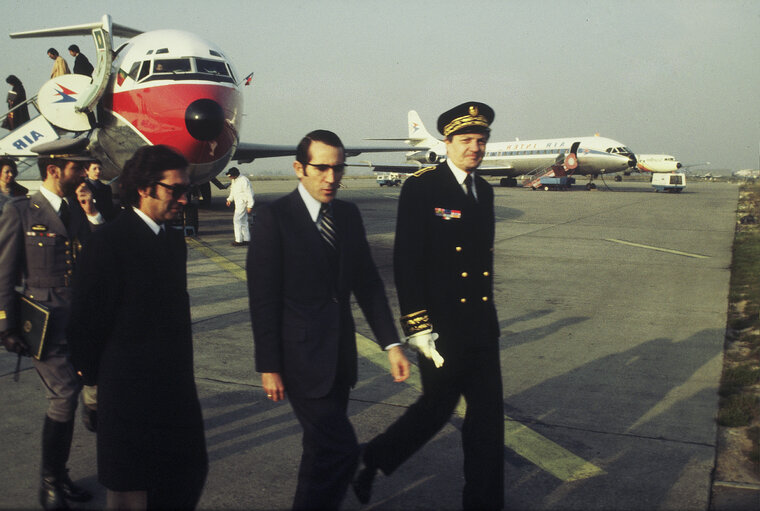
185, 99, 225, 141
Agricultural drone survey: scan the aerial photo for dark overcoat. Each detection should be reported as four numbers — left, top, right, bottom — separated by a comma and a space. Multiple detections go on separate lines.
68, 209, 207, 492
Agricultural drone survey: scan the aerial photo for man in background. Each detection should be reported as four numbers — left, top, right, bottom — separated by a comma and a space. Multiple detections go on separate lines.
84, 159, 118, 221
225, 167, 254, 246
0, 138, 101, 509
47, 48, 70, 78
68, 45, 94, 77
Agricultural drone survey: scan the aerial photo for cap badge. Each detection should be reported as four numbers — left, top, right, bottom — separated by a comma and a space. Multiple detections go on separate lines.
469, 105, 479, 116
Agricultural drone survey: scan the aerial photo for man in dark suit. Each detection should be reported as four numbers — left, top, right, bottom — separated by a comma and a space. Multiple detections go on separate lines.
0, 138, 101, 509
247, 129, 410, 510
68, 45, 94, 77
68, 145, 208, 510
353, 102, 505, 510
84, 159, 118, 221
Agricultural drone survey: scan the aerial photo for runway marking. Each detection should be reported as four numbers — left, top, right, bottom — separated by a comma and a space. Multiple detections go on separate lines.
356, 333, 605, 482
605, 238, 710, 259
187, 238, 248, 281
186, 239, 605, 482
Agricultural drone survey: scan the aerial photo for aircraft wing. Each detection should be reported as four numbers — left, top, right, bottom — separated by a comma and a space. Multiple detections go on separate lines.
346, 161, 520, 177
232, 143, 411, 164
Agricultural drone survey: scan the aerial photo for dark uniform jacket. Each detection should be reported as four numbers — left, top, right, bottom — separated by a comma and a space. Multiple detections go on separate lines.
67, 208, 207, 490
394, 163, 500, 359
0, 192, 94, 346
248, 190, 400, 398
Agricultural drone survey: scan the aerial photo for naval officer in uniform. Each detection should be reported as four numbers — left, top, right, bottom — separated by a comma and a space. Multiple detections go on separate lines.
354, 102, 505, 509
0, 138, 102, 509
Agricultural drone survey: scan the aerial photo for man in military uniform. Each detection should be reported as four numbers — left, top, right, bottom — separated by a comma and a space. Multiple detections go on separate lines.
0, 138, 102, 509
353, 102, 504, 509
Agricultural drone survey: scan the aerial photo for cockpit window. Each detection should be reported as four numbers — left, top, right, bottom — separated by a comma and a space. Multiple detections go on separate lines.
153, 58, 192, 74
196, 59, 230, 77
137, 61, 150, 81
127, 61, 141, 80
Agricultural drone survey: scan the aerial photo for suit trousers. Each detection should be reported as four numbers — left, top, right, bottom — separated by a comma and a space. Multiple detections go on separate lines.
288, 381, 359, 510
363, 345, 505, 510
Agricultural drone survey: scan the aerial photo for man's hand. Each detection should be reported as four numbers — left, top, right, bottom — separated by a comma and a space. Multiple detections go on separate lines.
1, 332, 30, 357
405, 329, 444, 368
226, 200, 232, 207
262, 372, 286, 402
246, 207, 252, 214
75, 182, 98, 216
387, 345, 410, 382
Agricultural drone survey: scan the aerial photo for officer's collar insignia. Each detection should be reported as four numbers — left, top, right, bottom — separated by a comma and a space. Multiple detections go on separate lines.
31, 224, 48, 231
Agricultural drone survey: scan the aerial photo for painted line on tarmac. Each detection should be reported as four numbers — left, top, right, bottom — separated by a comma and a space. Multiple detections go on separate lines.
186, 239, 605, 482
356, 333, 605, 482
187, 238, 248, 281
605, 238, 710, 259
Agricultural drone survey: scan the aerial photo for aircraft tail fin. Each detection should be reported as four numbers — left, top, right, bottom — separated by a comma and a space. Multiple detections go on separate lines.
407, 110, 439, 147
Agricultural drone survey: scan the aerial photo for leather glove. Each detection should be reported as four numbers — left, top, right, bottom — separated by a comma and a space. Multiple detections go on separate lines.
405, 329, 444, 368
1, 331, 30, 357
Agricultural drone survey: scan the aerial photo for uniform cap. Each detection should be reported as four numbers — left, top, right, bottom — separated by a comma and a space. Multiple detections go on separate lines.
32, 138, 92, 161
437, 102, 494, 137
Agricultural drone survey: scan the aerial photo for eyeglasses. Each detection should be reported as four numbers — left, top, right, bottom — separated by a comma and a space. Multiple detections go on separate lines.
154, 181, 191, 199
306, 163, 346, 174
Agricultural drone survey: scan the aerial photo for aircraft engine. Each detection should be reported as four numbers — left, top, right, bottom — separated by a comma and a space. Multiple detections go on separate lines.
407, 150, 442, 164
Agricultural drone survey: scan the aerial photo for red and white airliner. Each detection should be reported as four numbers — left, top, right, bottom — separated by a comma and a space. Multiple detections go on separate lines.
0, 15, 404, 191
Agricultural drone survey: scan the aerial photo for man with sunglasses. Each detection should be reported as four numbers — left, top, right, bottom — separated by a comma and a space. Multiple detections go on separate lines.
68, 145, 207, 510
0, 137, 101, 509
247, 129, 410, 510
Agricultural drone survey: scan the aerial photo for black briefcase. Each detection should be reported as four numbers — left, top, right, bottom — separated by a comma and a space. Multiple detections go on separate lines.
17, 294, 50, 360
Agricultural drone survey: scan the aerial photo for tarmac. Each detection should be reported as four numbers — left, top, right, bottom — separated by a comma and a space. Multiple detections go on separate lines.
0, 176, 754, 510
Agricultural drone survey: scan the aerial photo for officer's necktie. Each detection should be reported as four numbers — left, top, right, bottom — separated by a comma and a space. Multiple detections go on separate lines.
464, 174, 476, 202
59, 199, 71, 229
318, 203, 337, 251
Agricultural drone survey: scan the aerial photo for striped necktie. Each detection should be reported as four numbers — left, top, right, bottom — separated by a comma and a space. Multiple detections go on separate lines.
318, 203, 337, 251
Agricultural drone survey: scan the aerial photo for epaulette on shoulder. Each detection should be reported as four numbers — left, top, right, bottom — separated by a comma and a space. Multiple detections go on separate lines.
411, 166, 437, 178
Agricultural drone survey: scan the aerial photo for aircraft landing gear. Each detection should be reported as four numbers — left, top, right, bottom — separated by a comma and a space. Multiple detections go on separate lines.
500, 177, 518, 187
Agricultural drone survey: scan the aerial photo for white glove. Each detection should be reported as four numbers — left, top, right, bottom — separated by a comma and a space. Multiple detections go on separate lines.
405, 329, 444, 368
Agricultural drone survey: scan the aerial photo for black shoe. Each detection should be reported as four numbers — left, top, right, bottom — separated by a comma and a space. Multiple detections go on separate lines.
39, 476, 70, 510
58, 470, 92, 502
231, 241, 244, 247
352, 464, 377, 505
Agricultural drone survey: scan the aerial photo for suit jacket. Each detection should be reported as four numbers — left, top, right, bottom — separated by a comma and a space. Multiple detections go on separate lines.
0, 191, 94, 345
247, 190, 399, 398
73, 53, 94, 76
67, 208, 206, 488
394, 163, 500, 359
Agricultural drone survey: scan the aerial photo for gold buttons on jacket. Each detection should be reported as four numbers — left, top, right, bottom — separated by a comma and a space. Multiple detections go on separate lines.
460, 298, 467, 303
482, 296, 489, 302
455, 246, 462, 252
461, 272, 468, 278
483, 271, 489, 277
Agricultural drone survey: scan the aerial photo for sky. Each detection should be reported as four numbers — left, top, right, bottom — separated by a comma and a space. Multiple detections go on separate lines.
2, 0, 758, 174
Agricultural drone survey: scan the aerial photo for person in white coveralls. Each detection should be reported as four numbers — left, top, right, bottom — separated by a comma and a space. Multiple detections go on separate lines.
225, 167, 255, 246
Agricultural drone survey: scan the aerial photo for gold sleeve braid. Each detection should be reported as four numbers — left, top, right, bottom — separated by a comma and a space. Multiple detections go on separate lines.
399, 310, 432, 337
